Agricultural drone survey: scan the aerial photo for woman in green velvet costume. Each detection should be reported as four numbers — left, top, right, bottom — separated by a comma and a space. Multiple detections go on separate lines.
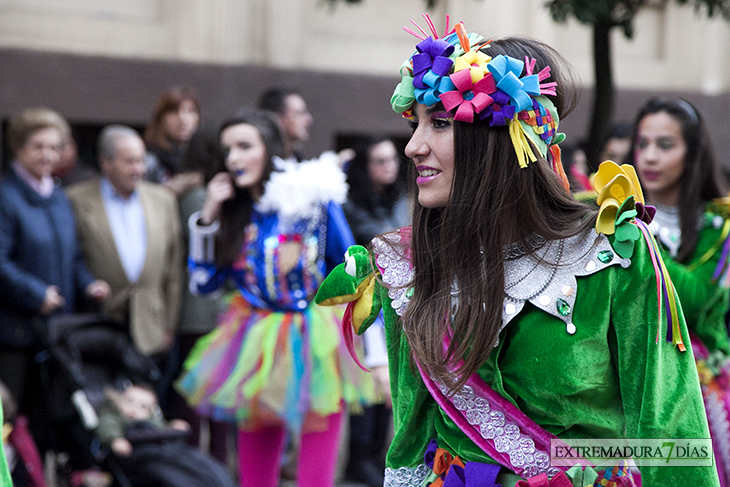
316, 20, 719, 487
629, 97, 730, 485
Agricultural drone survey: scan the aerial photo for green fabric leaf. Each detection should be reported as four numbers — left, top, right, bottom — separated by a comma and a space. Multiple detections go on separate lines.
615, 221, 640, 243
612, 235, 636, 259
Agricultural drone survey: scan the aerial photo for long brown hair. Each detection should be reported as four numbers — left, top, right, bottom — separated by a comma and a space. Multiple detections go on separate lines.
214, 109, 284, 267
628, 98, 728, 262
403, 36, 595, 392
144, 86, 200, 152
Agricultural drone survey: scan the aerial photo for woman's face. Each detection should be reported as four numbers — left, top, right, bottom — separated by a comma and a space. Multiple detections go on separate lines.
16, 127, 64, 180
163, 99, 200, 144
367, 140, 400, 191
634, 111, 687, 206
221, 123, 268, 190
405, 103, 455, 208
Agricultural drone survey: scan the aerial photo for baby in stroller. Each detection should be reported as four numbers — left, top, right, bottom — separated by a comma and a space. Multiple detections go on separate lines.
42, 314, 235, 487
95, 383, 235, 487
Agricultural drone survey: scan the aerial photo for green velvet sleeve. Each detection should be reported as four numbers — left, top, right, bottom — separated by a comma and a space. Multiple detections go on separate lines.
661, 216, 730, 354
610, 237, 718, 485
378, 234, 719, 486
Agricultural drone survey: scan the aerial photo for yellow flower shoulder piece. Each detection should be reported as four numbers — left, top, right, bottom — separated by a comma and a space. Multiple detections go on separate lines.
593, 161, 685, 351
593, 161, 644, 235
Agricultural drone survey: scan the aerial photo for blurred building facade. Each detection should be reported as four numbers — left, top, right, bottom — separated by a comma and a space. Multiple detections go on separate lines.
2, 0, 730, 164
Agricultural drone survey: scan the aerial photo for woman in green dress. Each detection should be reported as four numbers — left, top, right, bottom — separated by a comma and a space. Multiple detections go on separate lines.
630, 97, 730, 485
316, 15, 719, 487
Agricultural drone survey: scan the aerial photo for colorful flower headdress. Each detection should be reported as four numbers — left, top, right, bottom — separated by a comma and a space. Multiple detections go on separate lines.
391, 14, 569, 190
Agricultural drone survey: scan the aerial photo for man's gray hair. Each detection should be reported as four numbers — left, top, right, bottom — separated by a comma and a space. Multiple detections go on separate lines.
97, 125, 143, 161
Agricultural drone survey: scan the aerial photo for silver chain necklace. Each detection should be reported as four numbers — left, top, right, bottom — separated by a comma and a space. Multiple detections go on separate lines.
504, 238, 564, 302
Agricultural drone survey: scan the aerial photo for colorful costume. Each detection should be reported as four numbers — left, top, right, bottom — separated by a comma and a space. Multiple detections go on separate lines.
318, 13, 719, 486
175, 153, 373, 433
650, 200, 730, 485
317, 162, 719, 486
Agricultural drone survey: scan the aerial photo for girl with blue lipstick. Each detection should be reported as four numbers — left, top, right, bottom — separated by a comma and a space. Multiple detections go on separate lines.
175, 109, 371, 487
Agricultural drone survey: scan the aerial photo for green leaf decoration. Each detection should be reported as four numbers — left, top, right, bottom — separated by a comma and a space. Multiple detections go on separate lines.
612, 237, 636, 259
615, 220, 640, 243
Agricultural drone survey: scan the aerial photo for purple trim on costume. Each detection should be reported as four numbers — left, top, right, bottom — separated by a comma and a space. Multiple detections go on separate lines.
713, 234, 730, 281
299, 313, 313, 416
661, 278, 672, 343
425, 438, 439, 468
444, 462, 502, 487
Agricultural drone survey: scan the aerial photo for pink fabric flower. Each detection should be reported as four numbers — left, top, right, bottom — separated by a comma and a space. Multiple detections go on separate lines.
440, 69, 497, 123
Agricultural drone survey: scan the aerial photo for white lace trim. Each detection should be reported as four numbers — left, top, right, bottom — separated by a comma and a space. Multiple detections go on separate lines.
373, 231, 413, 317
438, 382, 561, 479
384, 464, 430, 487
705, 388, 730, 480
372, 229, 629, 337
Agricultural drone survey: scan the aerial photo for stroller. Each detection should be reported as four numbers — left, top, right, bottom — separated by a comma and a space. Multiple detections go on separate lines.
41, 314, 235, 487
41, 313, 163, 486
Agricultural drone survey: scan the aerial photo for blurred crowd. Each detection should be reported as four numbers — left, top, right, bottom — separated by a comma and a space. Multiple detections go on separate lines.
0, 86, 408, 487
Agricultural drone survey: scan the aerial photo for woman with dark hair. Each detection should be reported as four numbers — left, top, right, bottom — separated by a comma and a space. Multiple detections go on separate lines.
344, 136, 408, 245
630, 97, 730, 484
317, 17, 718, 487
174, 109, 372, 487
144, 86, 201, 194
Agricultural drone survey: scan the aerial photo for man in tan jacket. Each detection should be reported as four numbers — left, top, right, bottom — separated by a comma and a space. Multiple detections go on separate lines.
67, 125, 183, 358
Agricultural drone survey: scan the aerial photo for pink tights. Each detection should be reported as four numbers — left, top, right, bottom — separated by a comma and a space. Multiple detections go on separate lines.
236, 411, 344, 487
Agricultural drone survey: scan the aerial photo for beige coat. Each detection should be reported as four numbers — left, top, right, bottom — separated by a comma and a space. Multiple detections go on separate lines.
67, 179, 184, 355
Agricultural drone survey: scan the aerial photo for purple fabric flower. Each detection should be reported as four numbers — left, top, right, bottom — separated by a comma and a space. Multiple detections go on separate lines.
424, 438, 439, 468
479, 90, 515, 126
412, 37, 455, 89
635, 202, 656, 224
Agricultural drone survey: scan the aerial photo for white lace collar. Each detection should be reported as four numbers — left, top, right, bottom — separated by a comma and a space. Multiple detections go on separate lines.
373, 229, 630, 337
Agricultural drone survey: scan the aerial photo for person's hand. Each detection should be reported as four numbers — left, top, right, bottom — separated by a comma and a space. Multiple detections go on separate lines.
85, 280, 111, 300
165, 172, 203, 196
200, 172, 235, 225
40, 286, 65, 315
111, 437, 132, 457
371, 365, 392, 408
336, 148, 355, 168
169, 419, 190, 431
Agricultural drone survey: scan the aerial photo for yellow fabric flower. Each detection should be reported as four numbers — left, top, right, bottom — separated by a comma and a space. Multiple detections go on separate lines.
592, 161, 644, 235
453, 50, 491, 84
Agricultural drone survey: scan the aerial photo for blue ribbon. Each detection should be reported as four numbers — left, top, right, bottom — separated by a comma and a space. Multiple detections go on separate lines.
487, 55, 541, 112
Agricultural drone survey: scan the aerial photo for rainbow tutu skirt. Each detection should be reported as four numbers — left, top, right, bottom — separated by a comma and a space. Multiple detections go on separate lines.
175, 293, 374, 433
